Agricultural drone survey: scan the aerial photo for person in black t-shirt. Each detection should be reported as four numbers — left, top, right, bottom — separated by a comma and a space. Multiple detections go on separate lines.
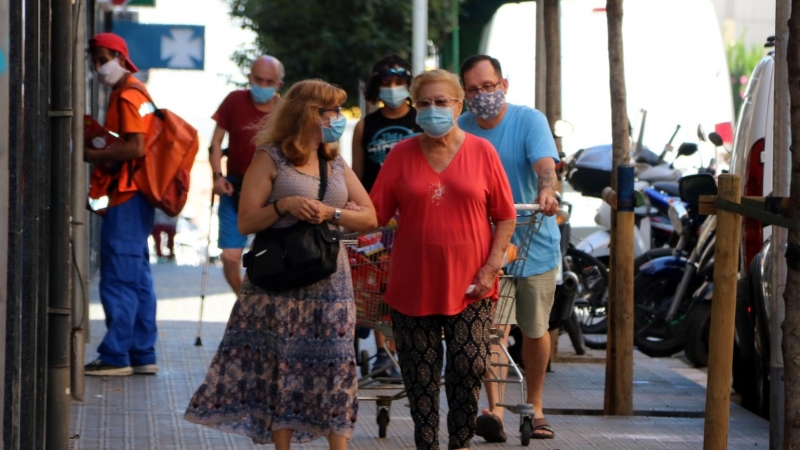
352, 55, 420, 379
353, 55, 421, 192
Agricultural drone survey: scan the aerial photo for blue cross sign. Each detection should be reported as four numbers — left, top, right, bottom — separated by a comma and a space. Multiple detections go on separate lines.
112, 21, 205, 71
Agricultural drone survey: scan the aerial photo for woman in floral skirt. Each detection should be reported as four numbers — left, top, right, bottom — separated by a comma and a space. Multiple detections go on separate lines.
185, 79, 378, 450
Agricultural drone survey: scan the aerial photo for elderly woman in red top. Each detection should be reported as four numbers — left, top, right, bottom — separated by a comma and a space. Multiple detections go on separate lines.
369, 69, 517, 450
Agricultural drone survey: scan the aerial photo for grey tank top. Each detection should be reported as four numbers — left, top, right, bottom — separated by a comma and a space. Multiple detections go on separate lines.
260, 145, 349, 229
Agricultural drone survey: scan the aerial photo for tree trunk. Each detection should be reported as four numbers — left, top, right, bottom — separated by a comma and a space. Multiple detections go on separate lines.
543, 0, 561, 149
784, 1, 800, 446
603, 0, 632, 416
543, 0, 562, 192
606, 0, 630, 187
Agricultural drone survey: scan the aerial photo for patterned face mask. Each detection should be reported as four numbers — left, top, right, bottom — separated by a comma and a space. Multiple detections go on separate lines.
465, 89, 506, 120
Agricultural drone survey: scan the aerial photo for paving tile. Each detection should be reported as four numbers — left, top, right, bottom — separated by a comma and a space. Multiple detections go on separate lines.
68, 262, 770, 449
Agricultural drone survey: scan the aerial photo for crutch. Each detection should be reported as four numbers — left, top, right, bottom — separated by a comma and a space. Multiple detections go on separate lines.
195, 190, 216, 346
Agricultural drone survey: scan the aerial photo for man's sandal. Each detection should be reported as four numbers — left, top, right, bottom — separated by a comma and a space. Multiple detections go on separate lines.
532, 417, 555, 439
475, 413, 507, 443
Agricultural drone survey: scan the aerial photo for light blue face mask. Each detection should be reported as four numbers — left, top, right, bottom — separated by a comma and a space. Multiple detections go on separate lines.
322, 115, 347, 143
379, 86, 410, 109
251, 85, 276, 104
416, 106, 455, 138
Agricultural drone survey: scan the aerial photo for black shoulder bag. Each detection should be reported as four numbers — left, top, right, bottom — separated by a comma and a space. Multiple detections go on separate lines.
242, 151, 342, 291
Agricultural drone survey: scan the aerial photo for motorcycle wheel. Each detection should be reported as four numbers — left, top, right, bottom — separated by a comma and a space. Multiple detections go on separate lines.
633, 272, 697, 358
564, 311, 587, 356
683, 302, 711, 368
566, 248, 608, 349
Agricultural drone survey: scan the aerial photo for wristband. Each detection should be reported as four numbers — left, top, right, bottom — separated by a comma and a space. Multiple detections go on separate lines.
213, 172, 224, 180
273, 200, 286, 217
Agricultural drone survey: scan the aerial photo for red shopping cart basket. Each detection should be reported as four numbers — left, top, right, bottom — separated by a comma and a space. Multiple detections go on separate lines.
345, 226, 396, 328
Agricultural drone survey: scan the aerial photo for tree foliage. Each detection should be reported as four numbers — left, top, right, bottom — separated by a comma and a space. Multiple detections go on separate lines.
226, 0, 461, 106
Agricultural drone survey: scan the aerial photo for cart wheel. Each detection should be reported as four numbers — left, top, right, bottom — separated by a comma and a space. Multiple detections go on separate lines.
520, 416, 532, 447
377, 408, 390, 438
360, 350, 371, 377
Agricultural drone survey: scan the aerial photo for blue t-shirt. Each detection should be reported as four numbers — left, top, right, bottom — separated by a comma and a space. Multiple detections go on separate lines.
458, 104, 561, 277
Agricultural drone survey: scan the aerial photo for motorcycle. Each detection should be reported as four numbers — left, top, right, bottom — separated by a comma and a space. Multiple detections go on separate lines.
632, 173, 719, 357
568, 121, 723, 261
572, 140, 709, 257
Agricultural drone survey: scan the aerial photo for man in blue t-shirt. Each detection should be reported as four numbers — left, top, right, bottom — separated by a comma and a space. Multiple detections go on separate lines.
459, 55, 560, 442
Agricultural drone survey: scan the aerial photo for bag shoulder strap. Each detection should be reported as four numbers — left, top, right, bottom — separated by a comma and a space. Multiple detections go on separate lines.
119, 81, 166, 121
318, 148, 328, 201
120, 81, 157, 109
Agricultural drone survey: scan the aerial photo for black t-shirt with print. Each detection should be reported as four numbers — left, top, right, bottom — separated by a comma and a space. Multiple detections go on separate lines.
360, 108, 420, 192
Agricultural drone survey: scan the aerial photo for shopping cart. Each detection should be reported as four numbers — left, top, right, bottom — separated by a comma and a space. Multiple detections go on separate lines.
344, 225, 406, 438
484, 204, 570, 446
344, 204, 554, 442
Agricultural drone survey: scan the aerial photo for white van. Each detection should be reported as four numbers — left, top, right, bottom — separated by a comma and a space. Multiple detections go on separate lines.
480, 0, 734, 172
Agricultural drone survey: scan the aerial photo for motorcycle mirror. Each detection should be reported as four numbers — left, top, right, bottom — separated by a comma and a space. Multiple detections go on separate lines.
697, 124, 706, 142
676, 142, 699, 157
553, 119, 575, 138
679, 173, 718, 205
708, 132, 724, 147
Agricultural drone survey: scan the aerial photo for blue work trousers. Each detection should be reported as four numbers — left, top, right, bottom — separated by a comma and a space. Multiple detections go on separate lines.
98, 193, 158, 367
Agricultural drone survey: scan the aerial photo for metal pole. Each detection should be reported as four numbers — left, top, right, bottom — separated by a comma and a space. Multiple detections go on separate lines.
21, 0, 46, 446
703, 174, 742, 450
35, 0, 52, 446
770, 1, 789, 448
0, 0, 12, 443
47, 0, 73, 446
5, 0, 24, 445
412, 0, 428, 75
535, 0, 546, 113
70, 0, 88, 403
450, 0, 459, 73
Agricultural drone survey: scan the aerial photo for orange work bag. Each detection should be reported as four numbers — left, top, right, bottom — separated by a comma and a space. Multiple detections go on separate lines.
124, 84, 200, 217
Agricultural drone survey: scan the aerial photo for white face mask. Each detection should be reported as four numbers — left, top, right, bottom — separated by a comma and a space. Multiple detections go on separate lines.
97, 59, 129, 87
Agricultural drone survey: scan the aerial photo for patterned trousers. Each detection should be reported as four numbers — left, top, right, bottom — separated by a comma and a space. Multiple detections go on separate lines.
390, 299, 493, 450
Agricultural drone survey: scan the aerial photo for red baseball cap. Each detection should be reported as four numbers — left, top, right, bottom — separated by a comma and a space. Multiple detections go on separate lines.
89, 33, 139, 73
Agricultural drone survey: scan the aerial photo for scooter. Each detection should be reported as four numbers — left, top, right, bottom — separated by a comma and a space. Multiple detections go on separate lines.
632, 173, 718, 357
570, 140, 700, 263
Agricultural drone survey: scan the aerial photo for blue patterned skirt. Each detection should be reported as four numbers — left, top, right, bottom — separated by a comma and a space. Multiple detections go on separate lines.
184, 249, 358, 444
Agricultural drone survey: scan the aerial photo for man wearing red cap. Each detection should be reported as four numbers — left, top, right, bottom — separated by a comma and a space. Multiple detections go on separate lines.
84, 32, 159, 377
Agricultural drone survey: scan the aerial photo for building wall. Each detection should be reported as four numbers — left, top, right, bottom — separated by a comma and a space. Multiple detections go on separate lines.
710, 0, 776, 47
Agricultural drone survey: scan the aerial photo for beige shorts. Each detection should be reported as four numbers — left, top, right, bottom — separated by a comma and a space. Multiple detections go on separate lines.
492, 267, 558, 339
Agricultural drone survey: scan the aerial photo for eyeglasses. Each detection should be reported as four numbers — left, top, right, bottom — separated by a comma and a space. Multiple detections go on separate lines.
413, 97, 461, 109
465, 81, 502, 97
377, 67, 410, 79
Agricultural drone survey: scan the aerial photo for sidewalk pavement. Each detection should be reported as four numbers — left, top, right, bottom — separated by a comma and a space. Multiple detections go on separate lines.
70, 262, 770, 450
